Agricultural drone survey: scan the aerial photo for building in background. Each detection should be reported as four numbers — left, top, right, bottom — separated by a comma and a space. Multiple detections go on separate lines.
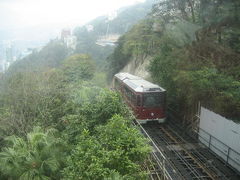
0, 39, 45, 73
0, 41, 14, 72
0, 42, 4, 72
61, 29, 77, 50
64, 36, 77, 50
96, 34, 120, 46
61, 29, 71, 40
0, 58, 5, 72
6, 42, 13, 63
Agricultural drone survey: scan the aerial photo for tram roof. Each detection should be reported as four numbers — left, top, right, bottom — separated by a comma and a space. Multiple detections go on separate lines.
114, 72, 142, 81
114, 72, 165, 92
124, 79, 166, 93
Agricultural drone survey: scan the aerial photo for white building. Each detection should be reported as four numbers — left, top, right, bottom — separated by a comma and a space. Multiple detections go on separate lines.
64, 36, 77, 50
61, 29, 77, 50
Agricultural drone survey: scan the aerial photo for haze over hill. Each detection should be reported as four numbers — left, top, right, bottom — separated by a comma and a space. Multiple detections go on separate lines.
0, 0, 154, 73
73, 0, 154, 64
0, 0, 146, 42
0, 0, 150, 71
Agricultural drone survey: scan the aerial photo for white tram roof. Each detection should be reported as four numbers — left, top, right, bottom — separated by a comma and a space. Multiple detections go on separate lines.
114, 72, 142, 81
115, 72, 165, 93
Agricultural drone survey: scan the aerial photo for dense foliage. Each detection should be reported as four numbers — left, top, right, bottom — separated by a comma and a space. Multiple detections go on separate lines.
108, 0, 240, 122
0, 50, 150, 179
0, 2, 158, 176
63, 115, 149, 180
0, 127, 67, 179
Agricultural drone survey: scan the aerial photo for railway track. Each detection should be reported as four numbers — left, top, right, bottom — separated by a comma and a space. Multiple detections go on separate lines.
142, 155, 163, 180
136, 121, 240, 180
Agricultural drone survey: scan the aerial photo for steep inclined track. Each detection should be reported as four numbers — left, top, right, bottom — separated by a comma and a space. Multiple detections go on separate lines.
141, 122, 240, 180
142, 156, 163, 180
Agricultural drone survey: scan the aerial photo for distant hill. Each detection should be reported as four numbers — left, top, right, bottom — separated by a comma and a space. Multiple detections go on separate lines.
3, 0, 154, 77
5, 40, 69, 75
73, 0, 154, 64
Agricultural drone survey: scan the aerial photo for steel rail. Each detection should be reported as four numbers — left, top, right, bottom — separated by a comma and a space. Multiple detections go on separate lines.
159, 125, 218, 180
133, 120, 179, 180
145, 124, 209, 179
166, 110, 240, 180
165, 124, 233, 180
147, 155, 162, 180
142, 156, 161, 180
134, 118, 239, 180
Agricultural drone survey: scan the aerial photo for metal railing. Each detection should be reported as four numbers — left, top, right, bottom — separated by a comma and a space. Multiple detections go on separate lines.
167, 106, 240, 176
198, 127, 240, 174
134, 120, 175, 180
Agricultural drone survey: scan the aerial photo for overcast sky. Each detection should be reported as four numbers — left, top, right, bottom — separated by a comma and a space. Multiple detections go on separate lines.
0, 0, 145, 30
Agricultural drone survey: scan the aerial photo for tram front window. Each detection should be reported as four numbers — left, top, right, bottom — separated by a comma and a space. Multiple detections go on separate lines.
143, 93, 164, 108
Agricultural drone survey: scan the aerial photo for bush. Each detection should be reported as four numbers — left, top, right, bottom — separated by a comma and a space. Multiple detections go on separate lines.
63, 115, 150, 179
0, 127, 67, 179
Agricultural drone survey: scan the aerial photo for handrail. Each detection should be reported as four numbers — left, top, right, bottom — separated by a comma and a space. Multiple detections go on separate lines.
198, 128, 240, 167
133, 120, 174, 180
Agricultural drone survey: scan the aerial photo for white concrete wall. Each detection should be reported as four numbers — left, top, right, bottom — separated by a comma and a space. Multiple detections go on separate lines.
199, 107, 240, 172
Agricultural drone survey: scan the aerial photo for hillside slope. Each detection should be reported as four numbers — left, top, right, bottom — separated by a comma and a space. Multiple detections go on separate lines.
108, 0, 240, 122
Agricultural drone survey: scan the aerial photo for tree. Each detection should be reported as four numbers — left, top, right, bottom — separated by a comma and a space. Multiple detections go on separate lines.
0, 70, 68, 136
62, 130, 111, 180
63, 115, 150, 179
79, 89, 131, 128
0, 127, 67, 180
62, 54, 96, 82
96, 115, 150, 177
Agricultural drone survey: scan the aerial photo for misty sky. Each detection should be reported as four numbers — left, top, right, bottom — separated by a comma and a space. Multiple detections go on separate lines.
1, 0, 145, 30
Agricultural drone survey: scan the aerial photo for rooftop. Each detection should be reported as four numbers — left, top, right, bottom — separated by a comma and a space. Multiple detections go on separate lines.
115, 72, 165, 92
114, 72, 142, 81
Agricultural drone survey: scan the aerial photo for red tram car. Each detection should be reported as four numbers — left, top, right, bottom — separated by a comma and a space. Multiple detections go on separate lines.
113, 73, 166, 124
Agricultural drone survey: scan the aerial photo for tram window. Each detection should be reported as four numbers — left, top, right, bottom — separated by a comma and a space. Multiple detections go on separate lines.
123, 86, 137, 105
114, 79, 121, 90
143, 93, 165, 108
132, 94, 137, 105
137, 95, 141, 106
124, 86, 131, 100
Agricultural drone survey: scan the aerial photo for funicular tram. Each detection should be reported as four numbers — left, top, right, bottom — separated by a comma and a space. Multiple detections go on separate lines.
113, 73, 166, 124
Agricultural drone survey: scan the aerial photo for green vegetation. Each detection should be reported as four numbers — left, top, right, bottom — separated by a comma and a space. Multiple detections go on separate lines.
0, 2, 169, 179
0, 51, 150, 179
108, 0, 240, 122
62, 54, 96, 82
107, 18, 158, 79
63, 115, 149, 180
0, 127, 67, 179
1, 0, 239, 179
